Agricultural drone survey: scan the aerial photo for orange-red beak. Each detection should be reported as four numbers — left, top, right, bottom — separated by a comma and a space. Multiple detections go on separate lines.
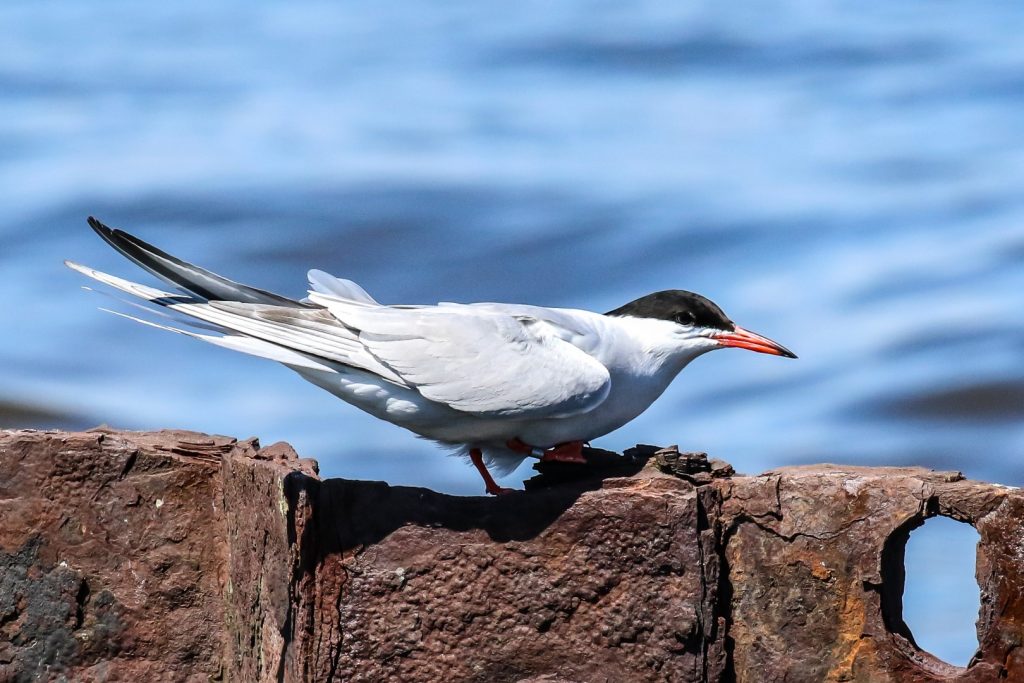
714, 326, 797, 358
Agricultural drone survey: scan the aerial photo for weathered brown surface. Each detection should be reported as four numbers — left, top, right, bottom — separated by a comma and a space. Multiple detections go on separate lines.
719, 465, 1023, 682
0, 429, 234, 682
287, 474, 724, 682
1, 429, 1022, 682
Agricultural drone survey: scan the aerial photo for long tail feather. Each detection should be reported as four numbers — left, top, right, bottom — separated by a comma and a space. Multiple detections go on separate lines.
99, 308, 339, 372
82, 284, 227, 333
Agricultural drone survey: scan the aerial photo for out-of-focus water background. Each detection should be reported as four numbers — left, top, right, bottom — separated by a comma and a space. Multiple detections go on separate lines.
2, 1, 1021, 666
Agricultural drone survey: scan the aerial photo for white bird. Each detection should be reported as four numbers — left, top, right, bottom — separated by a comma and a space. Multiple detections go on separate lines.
66, 217, 796, 495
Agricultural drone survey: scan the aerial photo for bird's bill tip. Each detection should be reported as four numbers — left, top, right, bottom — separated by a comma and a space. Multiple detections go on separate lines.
714, 326, 797, 359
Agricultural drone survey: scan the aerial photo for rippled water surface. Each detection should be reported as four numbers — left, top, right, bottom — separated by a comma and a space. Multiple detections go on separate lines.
3, 2, 1022, 664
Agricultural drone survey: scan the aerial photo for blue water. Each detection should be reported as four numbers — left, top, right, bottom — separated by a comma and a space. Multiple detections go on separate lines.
2, 1, 1021, 665
904, 516, 981, 667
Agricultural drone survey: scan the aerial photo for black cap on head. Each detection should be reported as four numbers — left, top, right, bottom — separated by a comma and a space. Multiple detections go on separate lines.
605, 290, 734, 331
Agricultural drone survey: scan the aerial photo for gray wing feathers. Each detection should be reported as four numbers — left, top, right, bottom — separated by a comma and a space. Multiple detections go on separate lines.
207, 301, 403, 383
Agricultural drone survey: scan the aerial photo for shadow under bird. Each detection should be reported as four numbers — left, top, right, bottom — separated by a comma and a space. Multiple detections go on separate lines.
67, 217, 796, 494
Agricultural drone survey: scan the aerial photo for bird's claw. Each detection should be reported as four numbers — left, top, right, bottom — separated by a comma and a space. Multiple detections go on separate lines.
470, 447, 518, 496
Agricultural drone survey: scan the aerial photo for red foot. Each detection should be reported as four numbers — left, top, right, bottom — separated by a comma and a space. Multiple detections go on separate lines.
540, 440, 586, 464
506, 438, 587, 464
469, 448, 516, 496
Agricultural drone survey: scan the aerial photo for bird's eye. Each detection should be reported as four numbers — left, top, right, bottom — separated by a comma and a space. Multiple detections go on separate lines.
675, 312, 696, 325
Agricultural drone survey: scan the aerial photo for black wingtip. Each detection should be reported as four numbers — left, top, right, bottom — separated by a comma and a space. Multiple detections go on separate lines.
87, 216, 112, 236
81, 214, 319, 309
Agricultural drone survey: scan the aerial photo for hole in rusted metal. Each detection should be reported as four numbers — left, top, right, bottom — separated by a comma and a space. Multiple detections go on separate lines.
881, 513, 981, 667
903, 516, 980, 666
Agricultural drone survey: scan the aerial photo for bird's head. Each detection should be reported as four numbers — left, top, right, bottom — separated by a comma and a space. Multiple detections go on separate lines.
606, 290, 797, 360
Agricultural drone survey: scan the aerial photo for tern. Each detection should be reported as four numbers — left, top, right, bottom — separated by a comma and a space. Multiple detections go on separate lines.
66, 217, 796, 495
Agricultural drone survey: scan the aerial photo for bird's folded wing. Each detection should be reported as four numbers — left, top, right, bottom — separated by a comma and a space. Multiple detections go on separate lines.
310, 297, 612, 418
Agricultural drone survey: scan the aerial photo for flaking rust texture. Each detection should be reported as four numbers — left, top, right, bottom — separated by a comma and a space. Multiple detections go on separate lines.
0, 430, 1021, 682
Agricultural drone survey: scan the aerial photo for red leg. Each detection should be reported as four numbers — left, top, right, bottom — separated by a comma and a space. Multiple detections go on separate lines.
470, 448, 514, 496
